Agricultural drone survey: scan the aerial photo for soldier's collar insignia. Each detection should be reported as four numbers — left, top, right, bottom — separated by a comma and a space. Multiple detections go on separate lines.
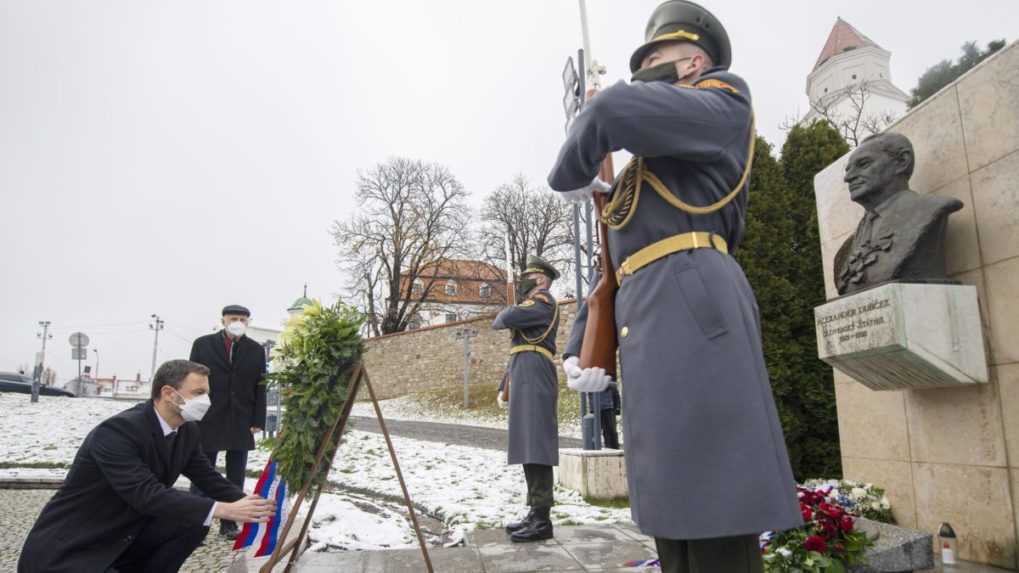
694, 79, 739, 94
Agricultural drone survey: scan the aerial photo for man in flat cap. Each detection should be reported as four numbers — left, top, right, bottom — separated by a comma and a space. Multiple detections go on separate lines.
189, 304, 267, 539
548, 1, 801, 570
493, 256, 561, 543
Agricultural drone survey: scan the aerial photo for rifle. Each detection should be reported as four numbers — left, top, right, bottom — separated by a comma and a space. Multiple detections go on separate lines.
501, 235, 516, 402
578, 96, 618, 379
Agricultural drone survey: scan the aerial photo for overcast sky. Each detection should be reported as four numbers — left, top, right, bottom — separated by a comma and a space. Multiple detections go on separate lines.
0, 1, 1013, 382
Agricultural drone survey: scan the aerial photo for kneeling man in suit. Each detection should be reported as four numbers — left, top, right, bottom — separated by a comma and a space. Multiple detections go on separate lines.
18, 359, 275, 573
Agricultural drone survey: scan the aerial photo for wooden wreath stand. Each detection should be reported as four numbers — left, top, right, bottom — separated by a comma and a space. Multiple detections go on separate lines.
258, 363, 434, 573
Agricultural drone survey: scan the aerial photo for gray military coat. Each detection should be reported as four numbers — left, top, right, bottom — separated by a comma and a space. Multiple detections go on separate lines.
492, 289, 560, 467
548, 69, 802, 540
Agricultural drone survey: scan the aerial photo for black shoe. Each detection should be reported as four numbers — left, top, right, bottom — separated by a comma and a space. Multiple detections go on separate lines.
510, 520, 554, 543
510, 507, 553, 543
220, 524, 239, 540
505, 508, 536, 534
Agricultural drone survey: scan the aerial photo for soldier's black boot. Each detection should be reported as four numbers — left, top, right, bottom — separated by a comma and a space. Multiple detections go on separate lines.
505, 507, 536, 534
510, 506, 553, 543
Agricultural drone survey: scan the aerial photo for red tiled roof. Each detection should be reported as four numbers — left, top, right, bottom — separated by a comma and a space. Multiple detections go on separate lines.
399, 259, 509, 305
414, 259, 506, 281
814, 18, 880, 71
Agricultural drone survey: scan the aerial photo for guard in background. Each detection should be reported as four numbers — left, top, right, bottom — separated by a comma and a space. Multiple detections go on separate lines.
596, 385, 620, 449
492, 256, 561, 543
548, 2, 802, 571
563, 267, 621, 450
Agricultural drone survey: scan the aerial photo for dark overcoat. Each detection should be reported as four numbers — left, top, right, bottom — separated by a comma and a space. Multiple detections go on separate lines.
190, 331, 267, 451
492, 289, 560, 466
17, 401, 244, 573
548, 69, 802, 540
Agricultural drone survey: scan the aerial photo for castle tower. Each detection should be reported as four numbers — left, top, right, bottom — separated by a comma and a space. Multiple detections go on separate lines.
802, 18, 909, 139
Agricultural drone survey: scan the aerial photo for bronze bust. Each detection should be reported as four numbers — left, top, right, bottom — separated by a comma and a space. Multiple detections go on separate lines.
834, 133, 964, 296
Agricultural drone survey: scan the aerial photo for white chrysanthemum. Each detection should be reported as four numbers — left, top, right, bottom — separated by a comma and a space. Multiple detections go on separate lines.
851, 487, 867, 500
880, 496, 891, 509
777, 548, 792, 558
871, 501, 881, 510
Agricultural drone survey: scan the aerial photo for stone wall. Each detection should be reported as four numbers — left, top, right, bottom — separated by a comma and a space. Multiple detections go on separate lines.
363, 300, 578, 400
813, 41, 1019, 568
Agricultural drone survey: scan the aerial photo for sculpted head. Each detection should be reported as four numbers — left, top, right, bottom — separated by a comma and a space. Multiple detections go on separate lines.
844, 133, 915, 209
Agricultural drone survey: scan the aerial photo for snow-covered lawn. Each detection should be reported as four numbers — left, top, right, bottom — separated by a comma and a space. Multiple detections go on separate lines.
0, 393, 128, 466
0, 393, 630, 551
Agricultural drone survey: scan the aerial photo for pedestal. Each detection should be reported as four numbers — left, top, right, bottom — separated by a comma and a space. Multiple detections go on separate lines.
558, 448, 627, 500
814, 283, 988, 391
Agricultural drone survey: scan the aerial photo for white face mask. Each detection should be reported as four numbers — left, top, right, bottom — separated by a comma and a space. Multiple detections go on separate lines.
173, 390, 212, 422
226, 321, 247, 338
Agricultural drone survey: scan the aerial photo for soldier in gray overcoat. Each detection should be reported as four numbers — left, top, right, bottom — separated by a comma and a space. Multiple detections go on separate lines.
492, 256, 561, 543
548, 2, 802, 571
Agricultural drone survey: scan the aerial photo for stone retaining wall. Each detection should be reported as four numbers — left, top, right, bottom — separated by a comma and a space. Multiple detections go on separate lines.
363, 300, 579, 400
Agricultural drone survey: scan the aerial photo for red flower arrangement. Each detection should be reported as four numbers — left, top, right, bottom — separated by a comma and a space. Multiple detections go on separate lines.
760, 485, 874, 572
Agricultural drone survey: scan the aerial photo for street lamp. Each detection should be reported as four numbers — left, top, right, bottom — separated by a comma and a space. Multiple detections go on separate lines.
93, 348, 99, 381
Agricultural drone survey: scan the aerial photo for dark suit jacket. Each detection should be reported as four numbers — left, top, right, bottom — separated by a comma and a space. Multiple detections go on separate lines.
18, 401, 245, 573
190, 331, 267, 451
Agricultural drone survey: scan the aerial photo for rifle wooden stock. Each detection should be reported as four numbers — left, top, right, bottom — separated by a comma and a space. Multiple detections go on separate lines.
579, 159, 618, 379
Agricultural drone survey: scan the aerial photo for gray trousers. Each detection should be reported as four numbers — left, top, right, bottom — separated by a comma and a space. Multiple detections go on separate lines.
523, 463, 554, 507
654, 534, 763, 573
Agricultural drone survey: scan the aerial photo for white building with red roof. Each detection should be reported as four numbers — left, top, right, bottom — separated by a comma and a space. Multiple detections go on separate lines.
399, 259, 509, 328
801, 18, 909, 139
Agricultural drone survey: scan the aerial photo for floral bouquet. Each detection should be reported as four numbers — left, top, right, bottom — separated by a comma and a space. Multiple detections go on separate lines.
760, 481, 887, 572
802, 479, 894, 524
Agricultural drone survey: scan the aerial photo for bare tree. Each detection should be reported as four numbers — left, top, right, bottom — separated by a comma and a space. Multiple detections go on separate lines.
802, 80, 898, 147
332, 157, 471, 336
478, 175, 575, 298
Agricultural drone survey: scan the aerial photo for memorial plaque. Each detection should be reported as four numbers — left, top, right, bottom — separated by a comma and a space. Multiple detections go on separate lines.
815, 283, 988, 390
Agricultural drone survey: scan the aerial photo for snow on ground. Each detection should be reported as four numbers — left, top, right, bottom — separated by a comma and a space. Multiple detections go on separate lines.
322, 430, 627, 537
304, 491, 424, 552
350, 396, 585, 439
0, 393, 131, 465
0, 392, 629, 552
0, 467, 68, 480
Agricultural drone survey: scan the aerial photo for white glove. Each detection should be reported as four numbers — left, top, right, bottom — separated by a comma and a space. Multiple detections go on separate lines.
560, 178, 612, 203
562, 356, 583, 381
567, 366, 612, 393
496, 391, 506, 409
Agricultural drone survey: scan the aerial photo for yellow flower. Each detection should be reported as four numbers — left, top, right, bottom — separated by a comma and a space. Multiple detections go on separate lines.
303, 300, 323, 318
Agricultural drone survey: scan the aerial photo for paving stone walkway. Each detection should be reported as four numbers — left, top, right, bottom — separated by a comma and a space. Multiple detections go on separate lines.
237, 525, 660, 572
0, 487, 237, 572
238, 524, 1016, 573
4, 487, 1015, 572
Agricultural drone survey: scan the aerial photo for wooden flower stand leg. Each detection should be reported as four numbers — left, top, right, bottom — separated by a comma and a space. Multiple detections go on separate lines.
259, 363, 433, 573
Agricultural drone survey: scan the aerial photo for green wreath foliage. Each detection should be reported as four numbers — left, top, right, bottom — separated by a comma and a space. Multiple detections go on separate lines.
265, 301, 365, 493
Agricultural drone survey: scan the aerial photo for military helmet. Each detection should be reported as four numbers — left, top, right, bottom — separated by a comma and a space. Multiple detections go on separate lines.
523, 256, 560, 281
629, 0, 732, 73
